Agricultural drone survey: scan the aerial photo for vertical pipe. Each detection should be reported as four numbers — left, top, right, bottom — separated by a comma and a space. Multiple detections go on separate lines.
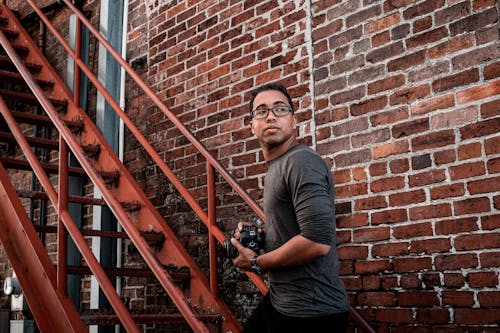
57, 134, 68, 294
207, 162, 218, 295
73, 16, 81, 105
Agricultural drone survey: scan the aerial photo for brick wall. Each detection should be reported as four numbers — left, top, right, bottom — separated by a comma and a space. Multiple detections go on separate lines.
126, 0, 499, 331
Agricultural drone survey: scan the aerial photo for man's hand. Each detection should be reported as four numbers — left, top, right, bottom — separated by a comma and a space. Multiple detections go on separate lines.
230, 238, 257, 271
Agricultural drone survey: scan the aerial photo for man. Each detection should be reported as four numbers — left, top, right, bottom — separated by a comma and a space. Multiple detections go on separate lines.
230, 83, 349, 333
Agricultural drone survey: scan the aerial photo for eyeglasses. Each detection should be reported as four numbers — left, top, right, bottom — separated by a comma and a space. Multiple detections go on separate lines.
251, 105, 292, 119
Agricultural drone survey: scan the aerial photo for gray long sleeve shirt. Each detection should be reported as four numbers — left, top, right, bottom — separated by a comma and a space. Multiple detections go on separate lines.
263, 144, 349, 317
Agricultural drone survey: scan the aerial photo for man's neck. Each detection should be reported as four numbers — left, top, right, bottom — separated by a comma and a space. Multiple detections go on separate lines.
262, 136, 298, 161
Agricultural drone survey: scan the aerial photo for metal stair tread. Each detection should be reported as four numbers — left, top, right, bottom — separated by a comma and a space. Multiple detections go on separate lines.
0, 55, 42, 72
0, 88, 67, 106
9, 110, 84, 130
0, 157, 120, 179
0, 68, 53, 86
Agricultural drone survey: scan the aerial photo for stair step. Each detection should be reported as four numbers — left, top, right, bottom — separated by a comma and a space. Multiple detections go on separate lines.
61, 265, 189, 281
0, 55, 42, 72
9, 110, 84, 130
0, 27, 18, 39
33, 224, 161, 243
0, 17, 7, 26
0, 69, 53, 87
0, 88, 67, 107
0, 131, 99, 155
17, 189, 141, 211
80, 309, 221, 326
0, 157, 120, 180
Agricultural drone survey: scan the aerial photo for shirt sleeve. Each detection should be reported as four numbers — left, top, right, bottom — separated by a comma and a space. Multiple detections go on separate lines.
285, 149, 335, 245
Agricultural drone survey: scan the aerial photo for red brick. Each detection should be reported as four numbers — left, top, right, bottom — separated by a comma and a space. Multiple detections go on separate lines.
336, 183, 368, 198
411, 238, 451, 254
371, 176, 405, 192
478, 291, 500, 307
355, 196, 387, 211
412, 16, 432, 33
428, 34, 474, 59
442, 291, 475, 307
368, 74, 405, 95
390, 158, 409, 173
468, 271, 499, 287
388, 50, 426, 72
449, 161, 486, 180
430, 105, 478, 130
480, 251, 500, 268
435, 217, 479, 235
372, 31, 390, 47
409, 169, 446, 187
434, 149, 456, 165
455, 232, 500, 251
435, 253, 478, 270
371, 208, 408, 225
457, 79, 500, 104
352, 128, 391, 148
393, 222, 433, 239
400, 273, 421, 289
369, 162, 387, 177
412, 130, 455, 151
333, 169, 351, 184
350, 96, 388, 116
485, 61, 500, 80
353, 226, 390, 242
485, 136, 500, 154
392, 118, 429, 138
455, 309, 500, 325
468, 175, 500, 194
454, 197, 491, 215
394, 257, 432, 272
444, 273, 466, 287
411, 94, 455, 115
390, 84, 431, 106
430, 183, 465, 200
358, 292, 396, 306
374, 140, 409, 159
433, 69, 480, 93
406, 27, 448, 49
458, 142, 482, 160
355, 259, 391, 274
374, 308, 413, 323
372, 242, 409, 257
398, 291, 439, 306
416, 308, 451, 324
487, 157, 500, 174
365, 12, 401, 34
370, 106, 409, 126
338, 245, 369, 260
403, 0, 446, 20
409, 203, 452, 220
352, 167, 368, 181
337, 213, 369, 228
330, 86, 366, 105
450, 7, 498, 36
389, 189, 426, 206
482, 214, 500, 230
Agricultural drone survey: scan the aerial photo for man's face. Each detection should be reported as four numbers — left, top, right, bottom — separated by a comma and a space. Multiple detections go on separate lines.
250, 89, 297, 149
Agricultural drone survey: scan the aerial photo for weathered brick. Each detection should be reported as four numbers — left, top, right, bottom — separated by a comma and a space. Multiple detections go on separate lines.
435, 253, 478, 270
458, 142, 482, 160
434, 1, 471, 26
442, 291, 475, 307
484, 61, 500, 80
353, 226, 390, 242
368, 74, 405, 95
338, 245, 369, 260
337, 213, 369, 228
412, 16, 432, 33
370, 106, 409, 126
350, 96, 388, 116
406, 27, 448, 49
355, 196, 387, 211
430, 183, 465, 200
374, 140, 409, 159
369, 161, 387, 177
468, 271, 499, 287
371, 176, 405, 193
371, 208, 408, 225
454, 197, 491, 215
403, 0, 446, 20
355, 259, 391, 274
352, 129, 390, 148
412, 130, 455, 151
450, 7, 498, 36
460, 117, 500, 139
432, 68, 480, 93
390, 84, 431, 106
409, 203, 451, 220
367, 41, 405, 64
389, 189, 426, 207
411, 238, 451, 254
428, 34, 474, 59
449, 161, 486, 180
372, 242, 409, 257
393, 257, 432, 272
430, 105, 478, 130
393, 222, 433, 239
411, 94, 455, 115
387, 50, 426, 72
455, 309, 500, 325
409, 169, 446, 187
358, 292, 396, 306
416, 308, 451, 324
481, 99, 500, 119
398, 291, 439, 306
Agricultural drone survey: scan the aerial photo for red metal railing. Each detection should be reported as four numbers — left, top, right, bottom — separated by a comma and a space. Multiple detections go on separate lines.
1, 0, 375, 332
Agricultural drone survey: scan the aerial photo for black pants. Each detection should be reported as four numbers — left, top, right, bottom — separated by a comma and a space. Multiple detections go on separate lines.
242, 294, 349, 333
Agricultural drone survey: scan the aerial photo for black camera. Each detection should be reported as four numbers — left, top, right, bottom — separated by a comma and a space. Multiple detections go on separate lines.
222, 225, 263, 259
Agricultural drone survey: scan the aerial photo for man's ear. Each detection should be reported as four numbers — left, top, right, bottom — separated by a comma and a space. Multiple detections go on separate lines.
250, 119, 256, 135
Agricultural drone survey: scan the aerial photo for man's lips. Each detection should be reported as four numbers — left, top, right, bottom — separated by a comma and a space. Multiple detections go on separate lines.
264, 125, 280, 132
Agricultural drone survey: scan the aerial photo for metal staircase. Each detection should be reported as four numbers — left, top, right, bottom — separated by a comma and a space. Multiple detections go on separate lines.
0, 1, 374, 332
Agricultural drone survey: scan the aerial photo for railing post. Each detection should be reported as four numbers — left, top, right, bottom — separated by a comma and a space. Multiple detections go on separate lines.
57, 134, 68, 295
207, 162, 218, 295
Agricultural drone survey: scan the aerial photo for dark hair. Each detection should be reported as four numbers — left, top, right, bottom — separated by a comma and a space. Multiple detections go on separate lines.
249, 83, 294, 116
